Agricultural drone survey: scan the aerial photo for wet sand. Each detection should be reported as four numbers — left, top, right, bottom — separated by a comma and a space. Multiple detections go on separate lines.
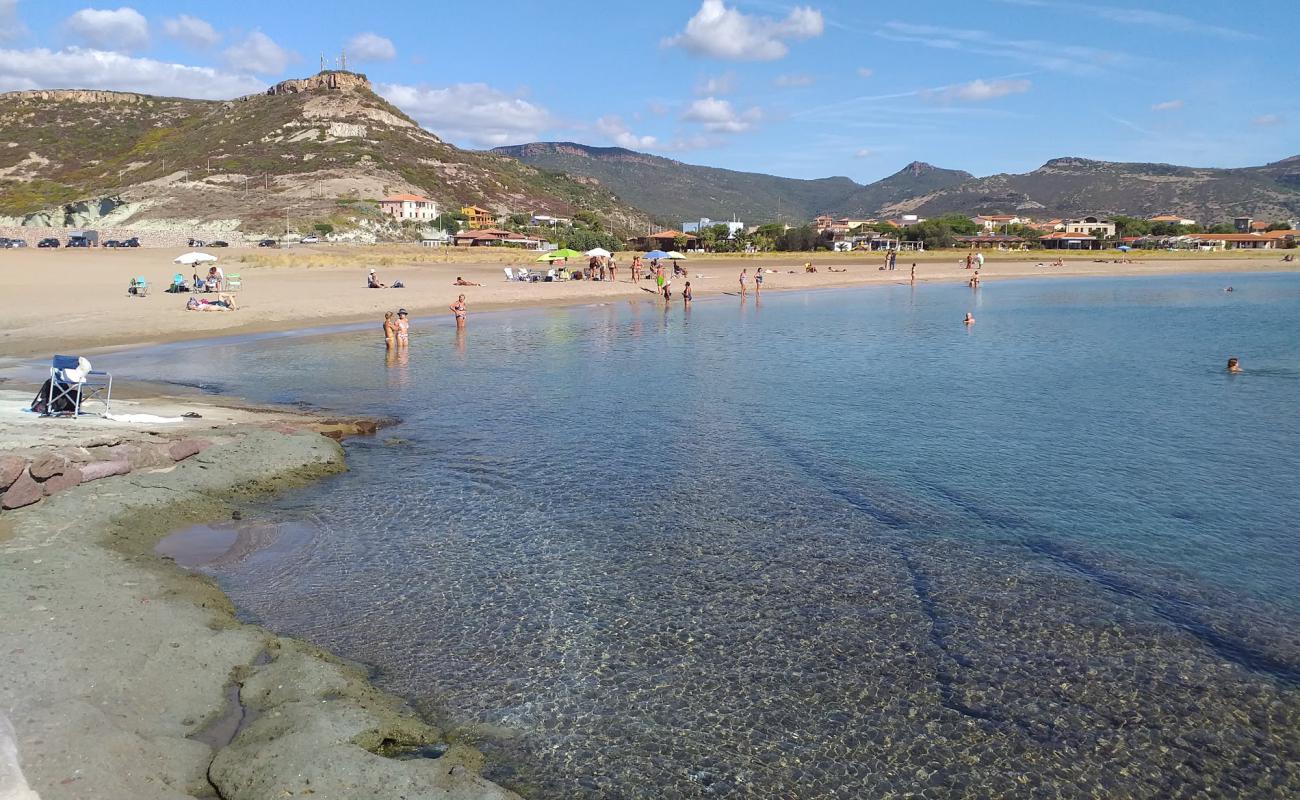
1, 245, 1292, 360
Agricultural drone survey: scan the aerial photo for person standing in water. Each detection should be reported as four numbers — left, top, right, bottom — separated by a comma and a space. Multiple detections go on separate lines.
739, 268, 749, 297
395, 308, 410, 345
964, 312, 975, 325
450, 294, 467, 329
910, 263, 916, 283
383, 311, 397, 348
1227, 357, 1242, 373
683, 281, 693, 304
754, 268, 763, 294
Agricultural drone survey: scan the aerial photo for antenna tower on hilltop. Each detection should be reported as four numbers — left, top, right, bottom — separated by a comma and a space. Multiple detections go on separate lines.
338, 50, 348, 71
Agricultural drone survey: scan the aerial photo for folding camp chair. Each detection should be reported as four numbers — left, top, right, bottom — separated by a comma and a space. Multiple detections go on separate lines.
224, 273, 243, 292
168, 273, 188, 293
45, 355, 112, 417
128, 277, 149, 297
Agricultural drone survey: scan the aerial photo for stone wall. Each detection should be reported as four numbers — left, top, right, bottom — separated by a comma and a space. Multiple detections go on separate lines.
0, 225, 251, 249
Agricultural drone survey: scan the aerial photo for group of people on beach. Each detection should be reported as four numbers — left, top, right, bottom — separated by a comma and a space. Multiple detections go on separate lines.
380, 292, 468, 347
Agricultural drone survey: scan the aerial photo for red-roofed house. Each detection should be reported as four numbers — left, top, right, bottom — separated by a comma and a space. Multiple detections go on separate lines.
379, 194, 438, 221
1188, 233, 1276, 249
1149, 213, 1197, 226
627, 229, 699, 250
1039, 231, 1101, 250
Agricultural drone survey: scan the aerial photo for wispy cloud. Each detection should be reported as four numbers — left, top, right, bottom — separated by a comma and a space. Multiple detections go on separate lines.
1253, 114, 1283, 127
695, 72, 736, 95
1151, 99, 1183, 111
856, 66, 873, 78
996, 0, 1259, 41
927, 78, 1031, 103
853, 148, 873, 158
1105, 113, 1157, 137
774, 73, 814, 88
877, 21, 1132, 76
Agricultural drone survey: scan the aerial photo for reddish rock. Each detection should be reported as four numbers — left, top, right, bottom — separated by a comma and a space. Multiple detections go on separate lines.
168, 439, 212, 462
106, 443, 173, 469
41, 467, 83, 496
29, 453, 71, 480
80, 460, 131, 482
1, 469, 42, 510
0, 455, 26, 491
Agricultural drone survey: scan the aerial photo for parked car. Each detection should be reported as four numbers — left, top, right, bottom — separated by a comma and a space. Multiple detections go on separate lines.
0, 238, 10, 248
38, 238, 60, 248
300, 235, 320, 244
258, 239, 277, 247
102, 240, 122, 248
188, 238, 205, 247
9, 238, 27, 248
122, 237, 140, 247
67, 238, 91, 248
210, 240, 229, 247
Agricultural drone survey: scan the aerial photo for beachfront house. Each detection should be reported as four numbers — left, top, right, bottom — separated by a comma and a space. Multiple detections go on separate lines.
957, 234, 1028, 249
379, 194, 438, 221
461, 205, 496, 229
628, 229, 699, 251
1039, 231, 1101, 250
1187, 233, 1276, 250
682, 218, 746, 238
971, 215, 1023, 231
452, 228, 542, 248
1149, 214, 1197, 227
1065, 216, 1116, 238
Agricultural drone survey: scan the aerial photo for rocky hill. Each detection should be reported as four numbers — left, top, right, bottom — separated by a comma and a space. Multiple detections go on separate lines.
0, 72, 648, 237
495, 142, 1300, 225
887, 157, 1300, 222
491, 142, 872, 223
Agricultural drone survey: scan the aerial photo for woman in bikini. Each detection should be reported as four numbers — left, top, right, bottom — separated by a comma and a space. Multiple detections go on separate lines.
450, 294, 467, 329
383, 311, 397, 348
395, 309, 410, 346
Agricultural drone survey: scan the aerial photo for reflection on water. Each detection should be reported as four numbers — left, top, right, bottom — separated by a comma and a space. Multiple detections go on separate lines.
119, 273, 1300, 798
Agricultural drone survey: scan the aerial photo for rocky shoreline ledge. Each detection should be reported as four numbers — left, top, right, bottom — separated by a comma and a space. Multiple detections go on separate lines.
0, 392, 520, 800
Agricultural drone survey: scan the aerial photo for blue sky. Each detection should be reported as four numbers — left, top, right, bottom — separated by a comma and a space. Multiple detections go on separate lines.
1, 1, 1296, 182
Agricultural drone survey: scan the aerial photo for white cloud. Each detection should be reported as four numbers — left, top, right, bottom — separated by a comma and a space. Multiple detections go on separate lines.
879, 21, 1130, 76
378, 82, 554, 146
0, 46, 262, 98
696, 72, 736, 95
682, 96, 762, 133
665, 0, 824, 61
1253, 114, 1283, 127
854, 148, 872, 158
223, 30, 295, 75
0, 0, 28, 43
775, 73, 814, 88
930, 78, 1031, 103
1151, 99, 1183, 111
64, 7, 149, 53
162, 14, 220, 48
596, 115, 657, 149
347, 32, 396, 62
856, 66, 873, 78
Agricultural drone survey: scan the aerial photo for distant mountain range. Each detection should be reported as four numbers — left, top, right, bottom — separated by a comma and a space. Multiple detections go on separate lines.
493, 142, 1300, 225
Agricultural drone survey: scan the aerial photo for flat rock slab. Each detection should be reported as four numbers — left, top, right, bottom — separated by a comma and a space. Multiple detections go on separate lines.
0, 454, 26, 490
169, 439, 212, 462
2, 468, 42, 509
81, 460, 131, 482
42, 467, 83, 496
29, 453, 71, 480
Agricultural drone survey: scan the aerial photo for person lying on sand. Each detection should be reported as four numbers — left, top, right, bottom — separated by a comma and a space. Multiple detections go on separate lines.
827, 267, 847, 273
186, 295, 236, 311
454, 276, 481, 286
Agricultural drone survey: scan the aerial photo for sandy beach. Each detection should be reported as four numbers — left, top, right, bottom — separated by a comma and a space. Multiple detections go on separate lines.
1, 245, 1293, 360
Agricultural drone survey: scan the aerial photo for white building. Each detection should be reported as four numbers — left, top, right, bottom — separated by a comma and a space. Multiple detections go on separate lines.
683, 217, 746, 238
379, 194, 438, 221
1065, 216, 1116, 237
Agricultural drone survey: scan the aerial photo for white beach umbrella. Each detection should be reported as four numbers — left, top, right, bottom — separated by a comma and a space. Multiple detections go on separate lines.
665, 251, 688, 260
584, 247, 612, 258
174, 252, 218, 265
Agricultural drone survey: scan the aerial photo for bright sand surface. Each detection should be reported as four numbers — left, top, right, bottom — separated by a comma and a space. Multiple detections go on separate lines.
1, 245, 1294, 359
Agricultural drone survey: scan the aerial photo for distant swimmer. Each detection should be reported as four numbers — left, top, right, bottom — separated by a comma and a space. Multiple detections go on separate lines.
1227, 357, 1242, 373
964, 312, 975, 325
1223, 286, 1234, 292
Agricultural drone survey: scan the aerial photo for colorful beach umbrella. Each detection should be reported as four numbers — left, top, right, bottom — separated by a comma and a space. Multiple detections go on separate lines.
645, 249, 669, 260
665, 251, 688, 260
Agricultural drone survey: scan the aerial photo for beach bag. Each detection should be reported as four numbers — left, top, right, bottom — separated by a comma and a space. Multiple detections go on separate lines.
31, 379, 76, 415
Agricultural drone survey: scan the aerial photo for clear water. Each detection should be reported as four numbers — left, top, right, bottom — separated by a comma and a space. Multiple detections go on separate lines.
138, 273, 1300, 798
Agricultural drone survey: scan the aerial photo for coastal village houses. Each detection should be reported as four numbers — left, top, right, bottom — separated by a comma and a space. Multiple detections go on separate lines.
461, 205, 496, 229
1064, 216, 1117, 237
1149, 213, 1197, 227
378, 194, 438, 221
628, 229, 699, 251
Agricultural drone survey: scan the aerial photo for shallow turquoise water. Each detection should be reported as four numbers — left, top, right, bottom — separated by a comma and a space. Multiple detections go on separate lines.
142, 273, 1300, 798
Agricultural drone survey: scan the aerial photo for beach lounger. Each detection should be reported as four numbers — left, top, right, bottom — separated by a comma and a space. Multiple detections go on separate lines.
504, 267, 518, 282
224, 273, 243, 292
39, 355, 111, 417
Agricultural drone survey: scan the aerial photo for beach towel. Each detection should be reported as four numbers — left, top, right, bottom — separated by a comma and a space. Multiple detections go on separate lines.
106, 413, 184, 424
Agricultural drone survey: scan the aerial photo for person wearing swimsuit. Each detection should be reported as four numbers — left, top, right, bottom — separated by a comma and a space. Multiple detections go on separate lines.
383, 311, 397, 348
450, 294, 467, 329
683, 281, 693, 304
395, 308, 410, 345
739, 268, 749, 297
754, 269, 763, 294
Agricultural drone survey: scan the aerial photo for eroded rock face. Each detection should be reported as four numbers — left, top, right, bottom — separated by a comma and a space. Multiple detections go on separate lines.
1, 469, 41, 509
265, 71, 372, 96
29, 453, 71, 481
0, 455, 26, 491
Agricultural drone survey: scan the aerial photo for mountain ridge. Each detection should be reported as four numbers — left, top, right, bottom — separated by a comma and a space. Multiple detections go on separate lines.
494, 141, 1300, 224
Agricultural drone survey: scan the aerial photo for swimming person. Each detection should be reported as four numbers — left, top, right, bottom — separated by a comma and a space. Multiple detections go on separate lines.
395, 308, 410, 345
1227, 357, 1242, 373
383, 311, 397, 348
739, 268, 749, 297
964, 312, 975, 325
450, 294, 467, 329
